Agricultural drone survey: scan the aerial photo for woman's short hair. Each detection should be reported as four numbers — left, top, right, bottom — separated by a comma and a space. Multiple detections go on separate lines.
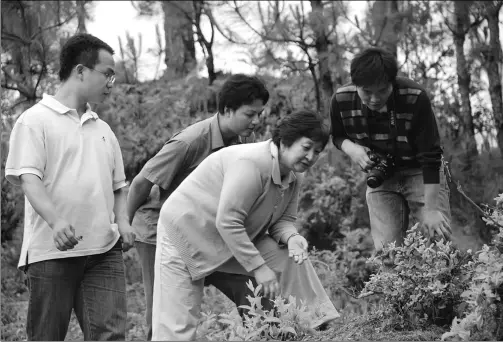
218, 74, 269, 114
350, 47, 398, 87
271, 110, 329, 149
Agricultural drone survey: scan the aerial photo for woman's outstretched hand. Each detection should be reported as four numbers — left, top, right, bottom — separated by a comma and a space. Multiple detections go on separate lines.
288, 234, 309, 265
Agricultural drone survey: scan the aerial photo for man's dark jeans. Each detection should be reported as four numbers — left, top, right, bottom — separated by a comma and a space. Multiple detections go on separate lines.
136, 241, 273, 341
25, 240, 126, 341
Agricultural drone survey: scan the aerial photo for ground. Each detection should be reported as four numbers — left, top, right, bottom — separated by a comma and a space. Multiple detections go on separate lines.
1, 260, 450, 341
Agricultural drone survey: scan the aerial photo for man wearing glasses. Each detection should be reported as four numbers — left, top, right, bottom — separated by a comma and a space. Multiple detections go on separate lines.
5, 33, 134, 340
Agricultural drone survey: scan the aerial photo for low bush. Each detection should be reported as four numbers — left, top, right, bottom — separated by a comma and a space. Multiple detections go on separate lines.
199, 280, 316, 341
298, 160, 367, 251
442, 194, 503, 341
310, 228, 374, 297
361, 194, 503, 341
361, 225, 471, 328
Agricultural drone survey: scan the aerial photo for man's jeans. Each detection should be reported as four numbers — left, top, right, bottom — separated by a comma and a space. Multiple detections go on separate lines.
25, 240, 126, 341
366, 167, 451, 251
136, 241, 273, 341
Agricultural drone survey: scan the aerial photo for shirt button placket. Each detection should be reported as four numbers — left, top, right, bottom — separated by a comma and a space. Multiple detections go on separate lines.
274, 187, 284, 210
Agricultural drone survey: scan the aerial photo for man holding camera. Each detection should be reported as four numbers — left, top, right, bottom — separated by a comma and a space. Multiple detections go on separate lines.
330, 47, 451, 254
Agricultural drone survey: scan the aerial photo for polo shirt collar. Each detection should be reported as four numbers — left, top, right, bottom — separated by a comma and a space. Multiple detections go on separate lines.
210, 113, 225, 151
269, 140, 296, 187
210, 113, 245, 151
40, 93, 99, 120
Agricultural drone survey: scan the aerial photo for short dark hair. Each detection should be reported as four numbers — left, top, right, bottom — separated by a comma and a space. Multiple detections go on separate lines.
350, 47, 398, 87
59, 33, 114, 81
217, 74, 269, 114
272, 110, 329, 149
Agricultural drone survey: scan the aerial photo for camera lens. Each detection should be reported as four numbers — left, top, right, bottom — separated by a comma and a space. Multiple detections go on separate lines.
367, 175, 381, 188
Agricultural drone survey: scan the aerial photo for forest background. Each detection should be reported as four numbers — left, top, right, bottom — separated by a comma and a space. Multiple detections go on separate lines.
1, 1, 503, 341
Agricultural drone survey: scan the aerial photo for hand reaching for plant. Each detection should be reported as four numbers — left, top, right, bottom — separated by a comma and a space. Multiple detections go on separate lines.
252, 264, 280, 299
421, 209, 451, 241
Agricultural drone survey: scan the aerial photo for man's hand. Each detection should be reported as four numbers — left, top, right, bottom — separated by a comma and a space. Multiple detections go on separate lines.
421, 209, 451, 241
341, 140, 375, 172
253, 264, 280, 300
118, 222, 136, 252
287, 234, 309, 265
52, 218, 79, 251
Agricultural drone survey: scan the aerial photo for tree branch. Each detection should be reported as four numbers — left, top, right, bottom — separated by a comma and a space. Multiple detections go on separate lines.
205, 6, 215, 46
1, 65, 33, 98
30, 12, 77, 41
259, 42, 310, 73
33, 44, 47, 95
373, 16, 388, 46
1, 83, 22, 92
336, 0, 373, 45
169, 1, 194, 24
1, 32, 31, 45
205, 7, 247, 44
231, 0, 307, 46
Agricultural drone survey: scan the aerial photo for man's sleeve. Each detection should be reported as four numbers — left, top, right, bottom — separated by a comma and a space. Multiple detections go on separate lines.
139, 139, 190, 190
330, 93, 350, 150
5, 117, 46, 186
216, 159, 266, 272
411, 91, 443, 184
111, 134, 127, 191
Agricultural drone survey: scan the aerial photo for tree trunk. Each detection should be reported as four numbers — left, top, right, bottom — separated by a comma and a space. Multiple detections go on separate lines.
453, 1, 479, 159
483, 2, 503, 156
206, 47, 215, 85
76, 0, 87, 33
161, 1, 196, 78
309, 0, 333, 116
193, 1, 216, 85
308, 62, 321, 113
371, 0, 399, 57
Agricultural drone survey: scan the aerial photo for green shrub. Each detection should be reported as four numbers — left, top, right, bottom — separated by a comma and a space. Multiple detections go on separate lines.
298, 161, 367, 251
360, 194, 503, 340
442, 194, 503, 341
199, 280, 315, 341
1, 227, 27, 298
310, 228, 374, 295
1, 178, 24, 243
361, 224, 472, 328
1, 102, 24, 243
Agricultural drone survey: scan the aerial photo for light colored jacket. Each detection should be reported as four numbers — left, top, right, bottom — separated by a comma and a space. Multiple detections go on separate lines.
159, 140, 301, 280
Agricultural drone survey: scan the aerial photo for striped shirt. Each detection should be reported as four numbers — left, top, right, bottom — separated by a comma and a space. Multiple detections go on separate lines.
330, 77, 443, 184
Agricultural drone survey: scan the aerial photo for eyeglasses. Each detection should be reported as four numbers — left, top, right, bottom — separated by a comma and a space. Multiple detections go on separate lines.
84, 66, 116, 85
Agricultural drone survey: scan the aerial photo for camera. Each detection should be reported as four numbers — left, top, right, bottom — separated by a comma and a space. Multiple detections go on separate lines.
366, 151, 395, 188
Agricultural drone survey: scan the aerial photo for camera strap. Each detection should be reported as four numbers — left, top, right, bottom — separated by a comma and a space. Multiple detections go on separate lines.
361, 86, 399, 156
389, 87, 399, 156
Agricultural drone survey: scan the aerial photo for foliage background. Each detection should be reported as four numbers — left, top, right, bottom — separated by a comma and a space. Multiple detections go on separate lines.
1, 0, 503, 340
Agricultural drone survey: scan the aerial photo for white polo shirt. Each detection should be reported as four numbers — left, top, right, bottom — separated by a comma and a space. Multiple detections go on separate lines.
5, 94, 127, 269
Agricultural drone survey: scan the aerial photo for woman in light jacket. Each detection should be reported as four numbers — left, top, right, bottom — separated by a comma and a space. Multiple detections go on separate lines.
152, 110, 340, 340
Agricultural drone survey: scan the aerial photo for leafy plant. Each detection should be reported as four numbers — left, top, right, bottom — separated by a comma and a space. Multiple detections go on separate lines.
361, 224, 472, 328
310, 228, 374, 298
442, 194, 503, 341
298, 162, 366, 251
200, 280, 316, 341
